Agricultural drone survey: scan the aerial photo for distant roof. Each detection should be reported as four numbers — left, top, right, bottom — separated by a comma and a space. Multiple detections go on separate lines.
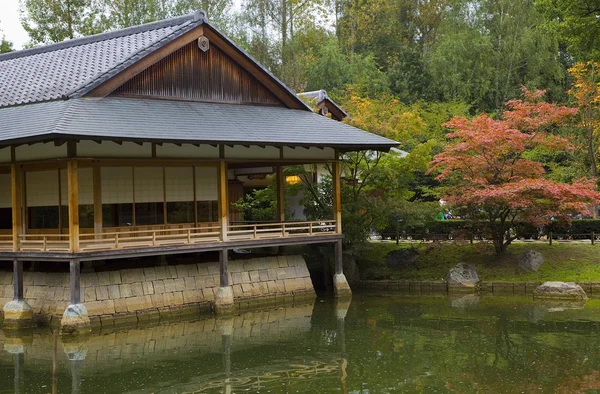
298, 90, 349, 120
0, 11, 309, 111
0, 97, 397, 151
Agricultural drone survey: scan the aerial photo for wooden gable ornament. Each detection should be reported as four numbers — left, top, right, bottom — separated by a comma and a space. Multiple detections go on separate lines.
198, 36, 210, 52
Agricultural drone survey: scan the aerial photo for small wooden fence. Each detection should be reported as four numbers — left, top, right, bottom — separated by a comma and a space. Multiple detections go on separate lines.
0, 220, 338, 253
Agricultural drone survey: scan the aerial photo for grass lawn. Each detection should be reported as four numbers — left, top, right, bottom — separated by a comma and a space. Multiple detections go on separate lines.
355, 241, 600, 283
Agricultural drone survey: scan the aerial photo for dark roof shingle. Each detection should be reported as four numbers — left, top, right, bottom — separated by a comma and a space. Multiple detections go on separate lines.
0, 97, 397, 150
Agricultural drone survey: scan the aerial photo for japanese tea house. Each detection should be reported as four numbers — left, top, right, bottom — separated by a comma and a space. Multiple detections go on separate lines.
0, 11, 396, 330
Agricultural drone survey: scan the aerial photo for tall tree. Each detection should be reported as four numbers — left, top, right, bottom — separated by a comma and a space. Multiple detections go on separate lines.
20, 0, 103, 45
429, 88, 598, 254
0, 25, 14, 53
171, 0, 234, 30
428, 0, 565, 111
97, 0, 171, 30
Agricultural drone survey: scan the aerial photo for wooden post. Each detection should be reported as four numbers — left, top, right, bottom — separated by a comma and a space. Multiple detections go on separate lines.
276, 165, 285, 223
10, 164, 22, 252
332, 160, 342, 234
70, 259, 81, 304
335, 239, 343, 275
219, 248, 229, 287
193, 166, 198, 227
218, 161, 229, 242
93, 166, 102, 240
13, 259, 23, 301
67, 160, 79, 252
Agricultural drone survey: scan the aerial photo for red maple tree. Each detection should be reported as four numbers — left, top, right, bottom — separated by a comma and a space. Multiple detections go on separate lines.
429, 88, 600, 254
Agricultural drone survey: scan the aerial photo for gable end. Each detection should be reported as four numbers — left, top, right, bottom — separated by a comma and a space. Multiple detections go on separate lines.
111, 40, 284, 106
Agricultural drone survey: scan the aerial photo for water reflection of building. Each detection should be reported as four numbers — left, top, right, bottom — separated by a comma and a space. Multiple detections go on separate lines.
0, 299, 352, 393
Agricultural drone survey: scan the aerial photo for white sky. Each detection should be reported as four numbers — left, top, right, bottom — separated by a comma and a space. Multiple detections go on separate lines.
1, 0, 28, 49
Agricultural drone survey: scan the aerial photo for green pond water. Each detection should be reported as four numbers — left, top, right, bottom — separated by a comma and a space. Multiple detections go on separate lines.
1, 293, 600, 393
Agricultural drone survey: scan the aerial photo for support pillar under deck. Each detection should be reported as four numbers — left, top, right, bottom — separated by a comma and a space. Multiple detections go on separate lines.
333, 240, 352, 297
215, 248, 235, 314
60, 260, 90, 335
3, 260, 33, 328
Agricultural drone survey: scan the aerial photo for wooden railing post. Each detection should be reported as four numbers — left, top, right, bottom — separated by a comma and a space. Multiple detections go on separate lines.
93, 166, 102, 240
309, 222, 313, 235
10, 164, 22, 252
276, 165, 285, 223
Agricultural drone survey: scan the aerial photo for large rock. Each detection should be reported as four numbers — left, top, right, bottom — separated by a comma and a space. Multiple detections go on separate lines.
386, 248, 419, 269
519, 250, 544, 272
446, 263, 479, 291
533, 282, 588, 301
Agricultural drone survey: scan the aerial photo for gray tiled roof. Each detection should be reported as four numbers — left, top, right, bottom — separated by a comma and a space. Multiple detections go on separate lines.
0, 16, 197, 108
0, 98, 397, 150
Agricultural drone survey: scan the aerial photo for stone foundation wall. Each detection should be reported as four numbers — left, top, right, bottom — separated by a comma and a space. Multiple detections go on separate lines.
0, 255, 315, 324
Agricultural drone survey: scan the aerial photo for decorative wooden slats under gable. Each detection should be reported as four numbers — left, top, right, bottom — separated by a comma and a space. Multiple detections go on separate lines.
112, 40, 284, 106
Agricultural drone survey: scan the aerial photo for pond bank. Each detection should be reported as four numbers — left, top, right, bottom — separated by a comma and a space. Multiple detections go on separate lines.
355, 242, 600, 283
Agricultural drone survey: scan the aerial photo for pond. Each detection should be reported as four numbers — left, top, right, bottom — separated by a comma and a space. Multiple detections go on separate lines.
1, 293, 600, 393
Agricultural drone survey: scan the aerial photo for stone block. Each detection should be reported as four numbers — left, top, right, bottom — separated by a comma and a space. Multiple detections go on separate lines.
167, 266, 178, 279
107, 285, 121, 299
207, 264, 220, 275
0, 272, 11, 285
32, 272, 47, 286
284, 267, 297, 279
229, 262, 244, 273
513, 282, 526, 295
184, 277, 196, 290
109, 271, 122, 285
232, 272, 243, 285
119, 284, 133, 298
278, 256, 288, 268
203, 288, 216, 301
131, 283, 144, 297
295, 265, 310, 277
151, 294, 164, 308
96, 286, 109, 301
276, 268, 287, 280
266, 281, 278, 294
249, 271, 260, 283
120, 269, 136, 284
232, 284, 243, 297
82, 273, 98, 287
126, 296, 146, 312
86, 300, 115, 316
142, 281, 154, 295
143, 267, 157, 281
196, 263, 209, 276
154, 266, 167, 280
173, 278, 185, 292
241, 283, 254, 294
23, 273, 34, 285
176, 265, 189, 278
97, 272, 111, 286
183, 290, 202, 304
163, 279, 177, 293
84, 287, 97, 302
153, 281, 167, 295
258, 270, 269, 282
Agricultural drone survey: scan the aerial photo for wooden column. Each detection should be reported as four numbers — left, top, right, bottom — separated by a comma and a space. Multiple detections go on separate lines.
93, 166, 102, 239
219, 247, 229, 287
335, 239, 343, 275
332, 160, 342, 234
70, 259, 81, 304
67, 160, 79, 252
218, 161, 229, 242
276, 165, 285, 222
12, 259, 23, 301
10, 164, 22, 252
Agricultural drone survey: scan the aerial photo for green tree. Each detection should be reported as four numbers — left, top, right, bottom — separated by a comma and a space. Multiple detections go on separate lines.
428, 0, 565, 111
20, 0, 103, 45
97, 0, 171, 30
0, 25, 14, 53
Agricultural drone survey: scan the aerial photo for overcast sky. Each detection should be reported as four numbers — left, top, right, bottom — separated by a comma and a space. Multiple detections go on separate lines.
1, 0, 28, 49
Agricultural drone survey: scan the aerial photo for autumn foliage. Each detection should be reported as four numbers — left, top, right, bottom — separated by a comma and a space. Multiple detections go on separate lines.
429, 88, 600, 254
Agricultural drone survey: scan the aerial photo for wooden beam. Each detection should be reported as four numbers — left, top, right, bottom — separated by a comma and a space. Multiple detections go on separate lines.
69, 259, 81, 304
93, 166, 102, 239
193, 166, 198, 227
67, 160, 79, 253
13, 259, 23, 300
10, 164, 22, 252
217, 160, 228, 241
162, 167, 167, 225
219, 247, 229, 287
276, 165, 285, 223
57, 169, 62, 234
332, 160, 342, 234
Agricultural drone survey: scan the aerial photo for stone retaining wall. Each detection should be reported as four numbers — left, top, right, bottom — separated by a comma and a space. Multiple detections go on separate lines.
0, 255, 315, 325
356, 280, 600, 297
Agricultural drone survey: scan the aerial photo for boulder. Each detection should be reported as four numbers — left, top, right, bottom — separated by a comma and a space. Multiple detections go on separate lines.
446, 262, 479, 291
519, 250, 544, 272
533, 282, 588, 301
386, 248, 419, 269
